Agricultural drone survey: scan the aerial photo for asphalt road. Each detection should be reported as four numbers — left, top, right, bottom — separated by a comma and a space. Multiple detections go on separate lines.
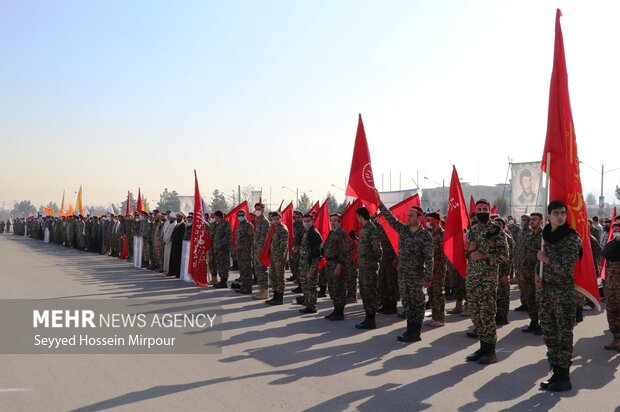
1, 234, 619, 411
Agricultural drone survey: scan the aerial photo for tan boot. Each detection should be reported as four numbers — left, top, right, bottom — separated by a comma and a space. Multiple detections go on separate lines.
604, 338, 620, 350
253, 288, 268, 300
447, 300, 463, 315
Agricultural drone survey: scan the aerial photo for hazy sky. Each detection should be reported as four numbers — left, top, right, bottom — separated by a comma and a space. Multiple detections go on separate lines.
1, 1, 619, 211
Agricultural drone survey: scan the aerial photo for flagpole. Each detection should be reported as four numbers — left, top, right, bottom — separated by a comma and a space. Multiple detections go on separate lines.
539, 152, 551, 280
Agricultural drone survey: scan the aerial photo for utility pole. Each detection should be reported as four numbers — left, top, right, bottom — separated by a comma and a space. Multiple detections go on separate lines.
238, 185, 241, 206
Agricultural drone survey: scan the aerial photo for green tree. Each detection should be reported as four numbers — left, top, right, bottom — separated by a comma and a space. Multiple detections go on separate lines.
157, 188, 180, 212
11, 200, 37, 217
586, 192, 597, 206
616, 185, 620, 202
337, 199, 348, 213
210, 189, 229, 213
326, 192, 339, 214
493, 196, 509, 217
297, 193, 312, 214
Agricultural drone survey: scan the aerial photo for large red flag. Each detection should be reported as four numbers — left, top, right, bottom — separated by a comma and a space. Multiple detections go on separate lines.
345, 114, 378, 215
341, 198, 362, 234
308, 201, 320, 216
443, 166, 469, 278
189, 170, 211, 286
469, 195, 476, 218
259, 225, 276, 267
281, 202, 294, 251
314, 200, 330, 270
601, 207, 616, 281
491, 205, 498, 215
125, 191, 131, 216
224, 201, 249, 257
378, 194, 421, 255
541, 9, 600, 307
136, 188, 144, 213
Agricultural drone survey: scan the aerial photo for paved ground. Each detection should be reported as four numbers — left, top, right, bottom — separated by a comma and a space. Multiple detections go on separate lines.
0, 234, 619, 412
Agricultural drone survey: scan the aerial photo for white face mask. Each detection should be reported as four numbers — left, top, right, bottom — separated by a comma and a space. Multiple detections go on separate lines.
254, 210, 263, 217
426, 222, 433, 230
208, 218, 215, 224
508, 219, 515, 225
613, 232, 620, 239
303, 222, 312, 230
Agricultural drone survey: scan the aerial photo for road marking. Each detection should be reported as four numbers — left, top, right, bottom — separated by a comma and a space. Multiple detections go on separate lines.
0, 388, 33, 393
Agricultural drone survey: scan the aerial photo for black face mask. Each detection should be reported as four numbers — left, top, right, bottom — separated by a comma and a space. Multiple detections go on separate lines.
476, 212, 490, 223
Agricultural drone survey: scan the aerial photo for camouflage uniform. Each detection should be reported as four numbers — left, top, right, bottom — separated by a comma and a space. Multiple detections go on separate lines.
376, 220, 399, 305
141, 218, 152, 267
290, 220, 304, 283
235, 219, 254, 290
323, 226, 353, 307
357, 220, 383, 315
299, 226, 323, 310
429, 226, 447, 323
268, 223, 289, 294
497, 229, 515, 321
514, 226, 532, 307
603, 239, 620, 341
207, 221, 217, 277
536, 224, 581, 368
522, 228, 543, 324
448, 260, 466, 301
380, 203, 433, 324
253, 215, 270, 290
466, 221, 509, 345
152, 220, 164, 268
213, 219, 232, 282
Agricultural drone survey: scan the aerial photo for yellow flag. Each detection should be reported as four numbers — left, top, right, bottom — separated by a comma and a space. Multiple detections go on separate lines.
76, 185, 83, 215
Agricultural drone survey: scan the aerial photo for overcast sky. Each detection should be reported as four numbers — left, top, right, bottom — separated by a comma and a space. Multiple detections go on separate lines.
1, 0, 619, 211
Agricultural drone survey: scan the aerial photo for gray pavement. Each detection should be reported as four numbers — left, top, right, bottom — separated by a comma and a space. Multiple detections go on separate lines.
0, 234, 619, 411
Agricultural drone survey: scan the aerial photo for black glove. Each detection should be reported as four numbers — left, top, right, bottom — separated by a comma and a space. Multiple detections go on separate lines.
349, 230, 357, 241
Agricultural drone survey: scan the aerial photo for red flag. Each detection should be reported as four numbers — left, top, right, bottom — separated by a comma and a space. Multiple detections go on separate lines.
125, 191, 131, 216
314, 200, 330, 270
491, 205, 498, 215
443, 166, 469, 278
341, 198, 362, 234
308, 201, 320, 216
601, 207, 616, 281
136, 188, 144, 213
541, 9, 600, 307
281, 202, 294, 251
345, 114, 378, 214
469, 195, 476, 217
259, 225, 276, 267
224, 201, 249, 257
189, 171, 211, 286
119, 235, 129, 260
378, 194, 421, 255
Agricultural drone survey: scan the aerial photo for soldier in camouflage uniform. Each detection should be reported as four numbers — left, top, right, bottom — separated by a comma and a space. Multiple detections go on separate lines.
141, 212, 152, 268
212, 210, 232, 288
289, 211, 304, 287
298, 214, 323, 313
446, 260, 467, 314
493, 217, 515, 326
354, 206, 383, 330
379, 198, 433, 341
603, 223, 620, 350
235, 210, 254, 294
207, 214, 217, 281
426, 212, 447, 327
252, 203, 270, 300
320, 213, 353, 319
520, 212, 544, 334
513, 215, 532, 311
464, 199, 509, 365
373, 215, 399, 315
265, 211, 289, 305
537, 200, 582, 392
152, 214, 164, 270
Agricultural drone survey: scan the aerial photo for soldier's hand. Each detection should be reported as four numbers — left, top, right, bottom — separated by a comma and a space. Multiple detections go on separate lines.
470, 251, 485, 261
423, 281, 430, 289
537, 250, 549, 264
534, 274, 542, 288
467, 241, 478, 252
501, 276, 509, 286
334, 263, 342, 277
275, 261, 283, 269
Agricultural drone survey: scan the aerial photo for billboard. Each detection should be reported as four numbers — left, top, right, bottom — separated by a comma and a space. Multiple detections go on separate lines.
510, 161, 545, 217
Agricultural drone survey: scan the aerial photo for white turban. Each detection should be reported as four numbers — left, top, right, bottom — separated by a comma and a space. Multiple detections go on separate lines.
169, 212, 177, 219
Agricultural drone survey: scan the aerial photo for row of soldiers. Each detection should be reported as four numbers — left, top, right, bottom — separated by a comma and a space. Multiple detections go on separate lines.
9, 200, 620, 392
0, 219, 12, 234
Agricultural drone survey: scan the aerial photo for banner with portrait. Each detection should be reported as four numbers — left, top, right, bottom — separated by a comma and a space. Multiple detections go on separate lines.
510, 161, 545, 217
